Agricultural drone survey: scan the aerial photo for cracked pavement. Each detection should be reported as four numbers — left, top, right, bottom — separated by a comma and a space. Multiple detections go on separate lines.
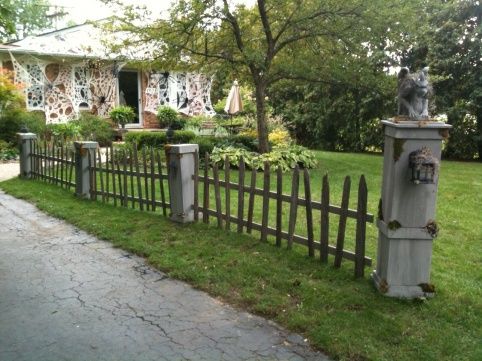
0, 191, 329, 361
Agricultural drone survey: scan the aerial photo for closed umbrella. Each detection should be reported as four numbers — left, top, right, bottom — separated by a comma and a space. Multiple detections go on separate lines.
224, 80, 243, 115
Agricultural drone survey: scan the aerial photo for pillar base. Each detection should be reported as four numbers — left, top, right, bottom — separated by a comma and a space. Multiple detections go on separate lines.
372, 271, 435, 299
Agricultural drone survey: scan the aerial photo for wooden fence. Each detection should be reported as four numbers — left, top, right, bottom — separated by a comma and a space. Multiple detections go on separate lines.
88, 146, 170, 215
195, 153, 374, 278
27, 141, 373, 277
29, 140, 76, 189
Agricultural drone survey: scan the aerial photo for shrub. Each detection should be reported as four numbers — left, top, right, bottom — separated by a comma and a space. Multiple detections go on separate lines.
45, 122, 82, 143
157, 105, 185, 129
268, 128, 291, 146
193, 136, 216, 158
230, 134, 258, 151
72, 113, 115, 146
442, 108, 479, 160
0, 109, 46, 144
0, 71, 23, 112
0, 139, 18, 161
109, 106, 136, 128
125, 130, 196, 149
211, 144, 317, 171
186, 115, 207, 129
210, 146, 258, 169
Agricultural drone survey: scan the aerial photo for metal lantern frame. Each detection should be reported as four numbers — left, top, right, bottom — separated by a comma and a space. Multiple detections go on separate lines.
408, 147, 439, 184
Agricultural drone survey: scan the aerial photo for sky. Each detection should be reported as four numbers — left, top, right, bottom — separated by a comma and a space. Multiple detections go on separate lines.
49, 0, 256, 29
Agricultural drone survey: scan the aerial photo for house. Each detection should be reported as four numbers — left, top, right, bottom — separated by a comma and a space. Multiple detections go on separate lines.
0, 23, 216, 128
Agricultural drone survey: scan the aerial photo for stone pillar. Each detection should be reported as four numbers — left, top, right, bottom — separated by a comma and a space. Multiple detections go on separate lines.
373, 120, 451, 298
166, 144, 199, 223
74, 141, 98, 198
17, 133, 37, 179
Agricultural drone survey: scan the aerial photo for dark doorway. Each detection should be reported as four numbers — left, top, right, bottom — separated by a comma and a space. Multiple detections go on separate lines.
118, 71, 140, 125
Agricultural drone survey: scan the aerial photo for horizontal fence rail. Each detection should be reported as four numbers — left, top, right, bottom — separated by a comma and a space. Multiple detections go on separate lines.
195, 154, 374, 278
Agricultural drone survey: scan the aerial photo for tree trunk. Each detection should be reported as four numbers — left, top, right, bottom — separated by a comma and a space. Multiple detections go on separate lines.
255, 82, 269, 153
476, 108, 482, 162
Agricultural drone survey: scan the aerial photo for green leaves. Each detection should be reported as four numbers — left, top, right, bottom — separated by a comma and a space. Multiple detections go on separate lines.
210, 144, 317, 171
0, 0, 52, 41
109, 106, 136, 127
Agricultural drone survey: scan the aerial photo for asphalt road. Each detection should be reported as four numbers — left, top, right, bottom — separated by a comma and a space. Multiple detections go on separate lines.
0, 190, 328, 361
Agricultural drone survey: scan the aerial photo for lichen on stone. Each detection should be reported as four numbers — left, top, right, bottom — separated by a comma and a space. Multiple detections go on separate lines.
393, 139, 406, 161
388, 220, 402, 230
425, 219, 439, 238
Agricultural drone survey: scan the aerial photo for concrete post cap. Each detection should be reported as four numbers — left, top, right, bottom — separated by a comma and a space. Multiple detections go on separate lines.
165, 144, 199, 154
17, 133, 37, 140
73, 141, 99, 149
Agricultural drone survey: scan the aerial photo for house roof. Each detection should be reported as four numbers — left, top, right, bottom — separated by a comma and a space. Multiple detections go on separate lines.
0, 22, 150, 61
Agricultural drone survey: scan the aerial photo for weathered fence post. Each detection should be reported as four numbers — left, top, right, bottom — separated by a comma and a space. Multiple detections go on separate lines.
165, 144, 199, 223
74, 141, 98, 198
373, 120, 451, 298
17, 133, 37, 179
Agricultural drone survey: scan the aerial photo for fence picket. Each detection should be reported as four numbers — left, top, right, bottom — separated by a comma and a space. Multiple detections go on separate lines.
60, 143, 64, 187
225, 157, 231, 230
123, 151, 128, 207
276, 166, 283, 247
202, 152, 210, 224
142, 147, 149, 211
355, 175, 368, 278
92, 147, 98, 200
334, 176, 351, 267
213, 161, 223, 228
110, 145, 117, 206
287, 166, 300, 250
55, 146, 60, 185
133, 146, 143, 210
320, 174, 330, 262
115, 151, 123, 204
150, 147, 156, 212
68, 149, 74, 190
48, 143, 52, 183
237, 157, 245, 233
157, 149, 167, 216
261, 162, 270, 242
304, 168, 315, 257
129, 149, 135, 208
38, 141, 43, 179
98, 148, 105, 203
246, 168, 257, 234
193, 150, 199, 221
105, 147, 110, 203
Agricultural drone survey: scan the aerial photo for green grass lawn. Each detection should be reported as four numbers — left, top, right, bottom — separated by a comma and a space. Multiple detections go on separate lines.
1, 151, 481, 361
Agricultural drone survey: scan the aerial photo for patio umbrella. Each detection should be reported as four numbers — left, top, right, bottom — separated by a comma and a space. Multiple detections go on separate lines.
224, 80, 243, 115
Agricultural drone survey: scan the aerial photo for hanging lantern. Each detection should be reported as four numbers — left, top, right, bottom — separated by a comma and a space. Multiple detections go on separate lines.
408, 147, 439, 184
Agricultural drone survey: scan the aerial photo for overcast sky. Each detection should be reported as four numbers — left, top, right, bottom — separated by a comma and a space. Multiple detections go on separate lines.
49, 0, 256, 28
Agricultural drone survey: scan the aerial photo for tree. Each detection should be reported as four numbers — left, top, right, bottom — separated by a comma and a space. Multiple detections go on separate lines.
0, 0, 52, 41
429, 0, 482, 160
108, 0, 420, 153
402, 0, 482, 160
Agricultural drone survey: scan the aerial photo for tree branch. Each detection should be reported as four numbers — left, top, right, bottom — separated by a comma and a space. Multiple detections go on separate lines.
257, 0, 275, 61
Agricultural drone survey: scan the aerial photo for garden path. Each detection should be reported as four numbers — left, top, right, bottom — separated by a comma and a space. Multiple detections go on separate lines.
0, 161, 19, 182
0, 191, 328, 361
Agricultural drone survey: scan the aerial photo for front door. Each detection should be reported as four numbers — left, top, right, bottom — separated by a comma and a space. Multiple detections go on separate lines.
118, 70, 141, 127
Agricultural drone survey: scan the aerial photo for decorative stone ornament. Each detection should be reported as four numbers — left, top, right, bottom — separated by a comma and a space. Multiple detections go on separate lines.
397, 67, 431, 120
408, 147, 439, 184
